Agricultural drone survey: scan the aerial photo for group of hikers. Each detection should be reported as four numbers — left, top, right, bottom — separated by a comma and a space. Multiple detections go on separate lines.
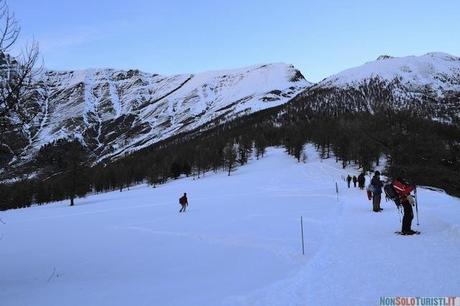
347, 171, 419, 236
178, 171, 418, 235
346, 173, 366, 189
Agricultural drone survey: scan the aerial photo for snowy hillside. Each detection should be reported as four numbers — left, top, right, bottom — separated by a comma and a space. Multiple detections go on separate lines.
4, 52, 460, 180
292, 52, 460, 123
7, 63, 309, 169
1, 147, 459, 306
319, 52, 460, 92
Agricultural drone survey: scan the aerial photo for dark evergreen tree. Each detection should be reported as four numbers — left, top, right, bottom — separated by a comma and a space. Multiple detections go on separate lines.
36, 139, 90, 206
237, 135, 253, 165
223, 143, 238, 176
255, 134, 267, 160
170, 161, 182, 179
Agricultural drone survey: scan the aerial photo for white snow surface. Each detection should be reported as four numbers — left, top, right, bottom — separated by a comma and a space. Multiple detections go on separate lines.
1, 146, 459, 306
319, 52, 460, 91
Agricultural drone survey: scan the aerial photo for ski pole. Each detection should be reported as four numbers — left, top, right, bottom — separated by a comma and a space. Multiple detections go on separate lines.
300, 216, 305, 255
414, 186, 419, 226
335, 182, 339, 201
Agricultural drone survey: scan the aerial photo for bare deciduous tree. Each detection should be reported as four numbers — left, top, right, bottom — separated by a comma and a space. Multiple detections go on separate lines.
0, 0, 41, 168
0, 41, 40, 122
0, 0, 19, 51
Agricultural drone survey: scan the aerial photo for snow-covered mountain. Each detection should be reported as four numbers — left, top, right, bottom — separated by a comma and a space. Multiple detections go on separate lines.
8, 63, 309, 168
3, 52, 460, 180
321, 52, 460, 91
293, 52, 460, 122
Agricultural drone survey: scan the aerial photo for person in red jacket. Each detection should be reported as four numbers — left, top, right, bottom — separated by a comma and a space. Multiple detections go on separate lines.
392, 179, 416, 235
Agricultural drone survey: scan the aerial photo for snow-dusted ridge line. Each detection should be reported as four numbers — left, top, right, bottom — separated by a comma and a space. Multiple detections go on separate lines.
4, 52, 460, 178
317, 52, 460, 92
16, 62, 310, 166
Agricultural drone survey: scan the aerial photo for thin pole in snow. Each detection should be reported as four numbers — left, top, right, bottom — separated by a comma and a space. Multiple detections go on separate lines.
300, 216, 305, 255
415, 186, 420, 226
335, 182, 339, 201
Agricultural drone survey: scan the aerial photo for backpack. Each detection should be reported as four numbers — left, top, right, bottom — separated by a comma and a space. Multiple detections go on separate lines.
384, 183, 401, 207
366, 184, 375, 193
179, 196, 186, 205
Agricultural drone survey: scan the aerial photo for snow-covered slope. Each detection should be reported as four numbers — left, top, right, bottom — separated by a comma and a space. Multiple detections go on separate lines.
321, 52, 460, 92
293, 52, 460, 122
12, 63, 309, 166
3, 52, 460, 179
1, 147, 459, 306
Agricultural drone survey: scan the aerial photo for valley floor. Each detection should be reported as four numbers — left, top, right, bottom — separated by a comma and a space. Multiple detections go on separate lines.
1, 146, 459, 306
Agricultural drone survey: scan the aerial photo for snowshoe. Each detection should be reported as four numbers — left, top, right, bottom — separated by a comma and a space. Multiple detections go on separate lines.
395, 231, 421, 235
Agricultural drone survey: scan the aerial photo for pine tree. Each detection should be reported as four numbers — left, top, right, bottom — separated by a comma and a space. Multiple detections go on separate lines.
255, 135, 267, 159
237, 135, 253, 165
170, 161, 182, 179
36, 139, 90, 206
223, 143, 238, 176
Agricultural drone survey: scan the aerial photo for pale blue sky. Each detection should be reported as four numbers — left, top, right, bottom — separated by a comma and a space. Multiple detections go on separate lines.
10, 0, 460, 82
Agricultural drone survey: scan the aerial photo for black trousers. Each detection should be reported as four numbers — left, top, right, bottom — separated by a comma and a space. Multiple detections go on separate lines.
401, 200, 414, 232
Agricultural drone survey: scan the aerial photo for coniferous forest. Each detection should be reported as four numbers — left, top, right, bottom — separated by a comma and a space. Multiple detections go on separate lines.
1, 96, 459, 210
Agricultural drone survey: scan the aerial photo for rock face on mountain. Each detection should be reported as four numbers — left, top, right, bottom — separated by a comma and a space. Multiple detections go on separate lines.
3, 63, 309, 173
2, 52, 460, 180
292, 52, 460, 123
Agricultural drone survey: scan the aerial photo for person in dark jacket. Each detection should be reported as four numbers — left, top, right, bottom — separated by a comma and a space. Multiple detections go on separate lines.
179, 193, 188, 213
352, 176, 357, 188
370, 171, 383, 212
393, 179, 416, 235
357, 172, 366, 189
346, 175, 352, 188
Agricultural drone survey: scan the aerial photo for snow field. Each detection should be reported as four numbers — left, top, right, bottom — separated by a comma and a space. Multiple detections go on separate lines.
1, 146, 459, 306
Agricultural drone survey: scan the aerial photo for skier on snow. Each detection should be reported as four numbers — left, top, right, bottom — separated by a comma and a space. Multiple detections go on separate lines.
179, 193, 188, 213
370, 171, 383, 212
393, 179, 417, 235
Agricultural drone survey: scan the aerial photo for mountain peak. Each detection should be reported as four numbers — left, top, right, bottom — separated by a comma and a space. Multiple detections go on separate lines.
376, 55, 394, 61
4, 62, 310, 172
423, 52, 459, 61
318, 52, 460, 90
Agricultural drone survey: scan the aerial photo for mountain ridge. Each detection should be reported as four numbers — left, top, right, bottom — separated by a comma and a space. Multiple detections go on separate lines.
1, 61, 310, 176
318, 52, 460, 91
291, 52, 460, 123
2, 52, 460, 181
1, 52, 459, 208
